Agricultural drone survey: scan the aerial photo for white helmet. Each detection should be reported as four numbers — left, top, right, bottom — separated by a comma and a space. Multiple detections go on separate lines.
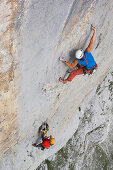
75, 49, 84, 59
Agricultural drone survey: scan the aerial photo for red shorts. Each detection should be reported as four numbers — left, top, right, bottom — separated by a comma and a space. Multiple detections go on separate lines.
67, 67, 91, 82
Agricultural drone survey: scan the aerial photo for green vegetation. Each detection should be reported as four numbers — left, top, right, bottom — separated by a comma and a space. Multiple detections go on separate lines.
79, 107, 81, 111
108, 81, 113, 92
82, 110, 93, 124
92, 146, 110, 170
96, 84, 103, 95
37, 145, 70, 170
37, 136, 77, 170
69, 163, 75, 170
37, 71, 113, 170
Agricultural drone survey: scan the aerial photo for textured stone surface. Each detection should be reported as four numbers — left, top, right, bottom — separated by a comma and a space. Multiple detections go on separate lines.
0, 0, 19, 160
38, 67, 113, 170
0, 0, 113, 170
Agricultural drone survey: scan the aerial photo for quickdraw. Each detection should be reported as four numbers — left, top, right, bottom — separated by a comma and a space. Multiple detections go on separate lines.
83, 64, 98, 76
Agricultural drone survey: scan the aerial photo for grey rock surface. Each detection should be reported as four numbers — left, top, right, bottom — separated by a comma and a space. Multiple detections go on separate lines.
38, 67, 113, 170
0, 0, 113, 170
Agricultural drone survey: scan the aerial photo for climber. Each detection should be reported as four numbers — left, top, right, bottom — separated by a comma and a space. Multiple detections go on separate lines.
39, 122, 49, 139
59, 26, 97, 83
32, 135, 56, 150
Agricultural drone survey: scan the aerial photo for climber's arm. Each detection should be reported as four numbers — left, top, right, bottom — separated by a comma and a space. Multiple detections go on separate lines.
65, 59, 78, 68
85, 26, 96, 53
60, 57, 78, 69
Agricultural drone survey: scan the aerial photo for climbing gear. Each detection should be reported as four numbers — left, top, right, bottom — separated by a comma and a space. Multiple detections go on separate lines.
75, 49, 84, 59
88, 64, 98, 75
39, 122, 49, 138
39, 122, 49, 133
50, 138, 56, 145
83, 64, 98, 75
42, 128, 47, 134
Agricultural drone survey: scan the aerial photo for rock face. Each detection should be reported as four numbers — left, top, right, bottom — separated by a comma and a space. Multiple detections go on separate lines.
38, 67, 113, 170
0, 0, 113, 170
0, 0, 19, 160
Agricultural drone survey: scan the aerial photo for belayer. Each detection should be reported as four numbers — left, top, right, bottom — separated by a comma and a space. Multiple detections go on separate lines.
59, 26, 97, 83
32, 135, 56, 150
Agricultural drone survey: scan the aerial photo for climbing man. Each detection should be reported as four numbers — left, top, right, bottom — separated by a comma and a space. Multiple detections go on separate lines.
32, 135, 56, 150
39, 122, 49, 139
59, 26, 97, 83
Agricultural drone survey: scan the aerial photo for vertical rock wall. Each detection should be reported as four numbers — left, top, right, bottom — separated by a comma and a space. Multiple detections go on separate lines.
38, 67, 113, 170
0, 0, 113, 170
0, 0, 19, 159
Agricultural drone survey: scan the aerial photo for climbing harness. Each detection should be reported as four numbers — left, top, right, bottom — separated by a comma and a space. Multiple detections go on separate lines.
82, 55, 98, 75
39, 122, 49, 138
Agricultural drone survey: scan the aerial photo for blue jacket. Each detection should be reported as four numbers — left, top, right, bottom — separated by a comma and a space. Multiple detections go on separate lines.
77, 51, 96, 70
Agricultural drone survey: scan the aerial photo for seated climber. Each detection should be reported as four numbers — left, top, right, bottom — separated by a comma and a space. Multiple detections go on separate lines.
32, 135, 56, 150
59, 26, 97, 83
